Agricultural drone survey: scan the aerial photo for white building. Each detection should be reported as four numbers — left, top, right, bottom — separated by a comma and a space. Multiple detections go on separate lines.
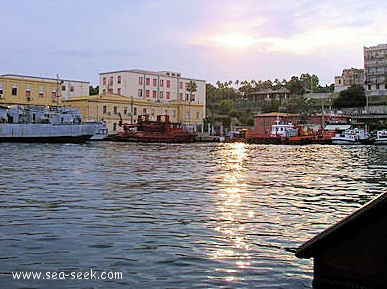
99, 69, 206, 105
334, 68, 364, 93
364, 44, 387, 100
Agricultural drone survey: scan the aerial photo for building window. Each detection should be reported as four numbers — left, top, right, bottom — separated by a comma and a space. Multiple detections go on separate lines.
70, 86, 74, 92
102, 88, 107, 94
146, 78, 150, 86
103, 77, 106, 85
160, 91, 164, 99
103, 106, 107, 114
118, 75, 121, 84
368, 85, 371, 90
39, 87, 44, 98
179, 92, 183, 100
62, 85, 66, 91
11, 85, 18, 96
143, 108, 147, 114
133, 107, 137, 115
123, 107, 128, 115
113, 106, 118, 114
166, 92, 170, 99
180, 82, 183, 89
146, 90, 150, 98
138, 89, 143, 97
153, 79, 157, 86
138, 77, 143, 85
152, 90, 157, 98
166, 80, 170, 88
109, 76, 113, 86
117, 88, 121, 95
160, 79, 164, 87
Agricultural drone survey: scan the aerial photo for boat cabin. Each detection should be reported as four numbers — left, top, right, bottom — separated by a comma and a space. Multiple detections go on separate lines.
270, 120, 298, 138
0, 105, 83, 124
296, 193, 387, 289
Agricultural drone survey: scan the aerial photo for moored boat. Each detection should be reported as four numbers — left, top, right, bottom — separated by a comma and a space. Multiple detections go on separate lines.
0, 105, 106, 143
330, 128, 370, 145
374, 130, 387, 145
107, 114, 197, 143
225, 118, 331, 145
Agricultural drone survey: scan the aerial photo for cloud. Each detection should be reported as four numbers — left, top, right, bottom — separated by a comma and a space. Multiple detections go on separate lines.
53, 49, 140, 58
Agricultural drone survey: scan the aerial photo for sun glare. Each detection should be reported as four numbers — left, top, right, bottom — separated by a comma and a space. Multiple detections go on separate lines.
214, 33, 255, 48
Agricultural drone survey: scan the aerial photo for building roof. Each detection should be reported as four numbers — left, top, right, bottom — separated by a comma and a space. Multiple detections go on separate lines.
254, 112, 295, 117
296, 192, 387, 259
324, 124, 351, 130
99, 69, 205, 82
1, 74, 89, 84
304, 92, 333, 99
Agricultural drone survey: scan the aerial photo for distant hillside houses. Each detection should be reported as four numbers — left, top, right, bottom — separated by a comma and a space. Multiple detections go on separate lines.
334, 44, 387, 111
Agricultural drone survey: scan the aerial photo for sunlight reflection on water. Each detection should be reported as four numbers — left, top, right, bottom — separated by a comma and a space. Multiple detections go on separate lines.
0, 142, 385, 289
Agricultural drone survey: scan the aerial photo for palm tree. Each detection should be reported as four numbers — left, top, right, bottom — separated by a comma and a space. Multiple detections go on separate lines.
186, 80, 197, 102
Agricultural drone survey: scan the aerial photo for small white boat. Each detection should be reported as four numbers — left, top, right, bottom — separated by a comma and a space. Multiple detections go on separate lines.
374, 130, 387, 145
331, 128, 369, 145
90, 122, 108, 140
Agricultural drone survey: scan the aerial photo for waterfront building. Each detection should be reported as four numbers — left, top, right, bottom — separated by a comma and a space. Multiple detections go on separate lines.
334, 68, 364, 93
364, 44, 387, 106
97, 69, 206, 129
66, 93, 205, 133
0, 74, 89, 106
99, 69, 206, 105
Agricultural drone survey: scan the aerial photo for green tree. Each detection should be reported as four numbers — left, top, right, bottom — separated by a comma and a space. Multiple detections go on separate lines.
186, 80, 197, 101
333, 85, 366, 108
285, 76, 305, 95
89, 85, 99, 95
283, 96, 316, 121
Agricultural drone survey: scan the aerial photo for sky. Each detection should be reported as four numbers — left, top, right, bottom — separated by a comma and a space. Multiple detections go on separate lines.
1, 0, 387, 86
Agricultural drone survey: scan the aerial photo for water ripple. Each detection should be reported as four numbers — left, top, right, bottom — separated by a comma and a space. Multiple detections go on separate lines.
0, 142, 385, 288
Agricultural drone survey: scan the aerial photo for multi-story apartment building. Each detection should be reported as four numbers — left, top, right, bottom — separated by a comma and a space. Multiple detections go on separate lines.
0, 74, 89, 106
334, 68, 364, 93
364, 44, 387, 103
96, 69, 206, 129
99, 69, 206, 104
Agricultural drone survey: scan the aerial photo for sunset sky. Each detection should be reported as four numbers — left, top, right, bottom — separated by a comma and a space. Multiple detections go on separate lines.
1, 0, 386, 85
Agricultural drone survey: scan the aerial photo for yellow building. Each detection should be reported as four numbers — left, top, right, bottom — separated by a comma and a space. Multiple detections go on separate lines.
0, 73, 205, 133
0, 74, 89, 106
65, 93, 205, 133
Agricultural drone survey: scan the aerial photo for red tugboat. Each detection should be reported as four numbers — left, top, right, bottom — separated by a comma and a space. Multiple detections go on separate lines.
107, 114, 197, 143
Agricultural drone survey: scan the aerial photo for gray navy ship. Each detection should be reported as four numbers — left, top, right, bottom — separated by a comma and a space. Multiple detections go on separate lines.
0, 105, 107, 142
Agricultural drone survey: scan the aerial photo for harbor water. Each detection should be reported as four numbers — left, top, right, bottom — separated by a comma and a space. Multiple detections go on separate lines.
0, 142, 386, 289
